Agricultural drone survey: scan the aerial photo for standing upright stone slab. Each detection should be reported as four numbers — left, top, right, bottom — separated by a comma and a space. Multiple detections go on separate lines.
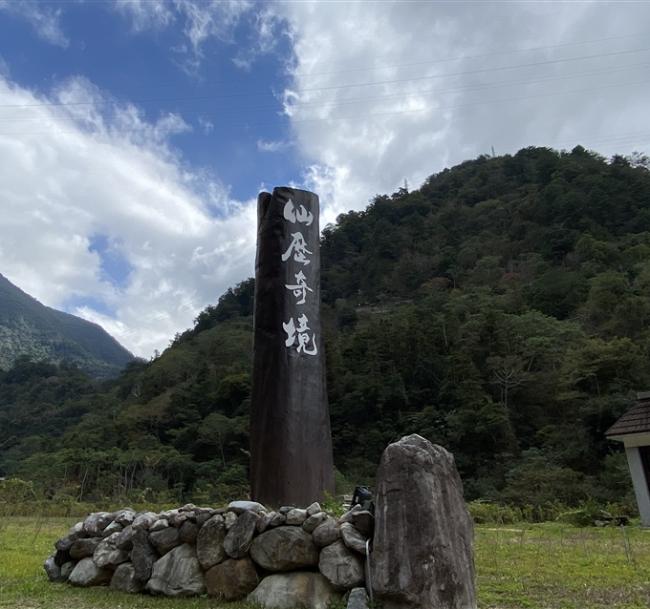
250, 187, 335, 506
372, 434, 476, 609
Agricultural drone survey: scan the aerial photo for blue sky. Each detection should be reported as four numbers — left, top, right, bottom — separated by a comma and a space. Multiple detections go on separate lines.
0, 1, 649, 356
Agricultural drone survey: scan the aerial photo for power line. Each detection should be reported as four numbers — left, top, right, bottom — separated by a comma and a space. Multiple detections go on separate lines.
1, 46, 649, 110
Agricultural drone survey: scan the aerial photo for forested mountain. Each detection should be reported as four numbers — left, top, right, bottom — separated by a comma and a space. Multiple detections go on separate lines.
2, 146, 649, 509
0, 273, 133, 378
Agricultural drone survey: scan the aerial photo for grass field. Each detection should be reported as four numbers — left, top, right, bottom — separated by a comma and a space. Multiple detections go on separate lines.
0, 517, 649, 609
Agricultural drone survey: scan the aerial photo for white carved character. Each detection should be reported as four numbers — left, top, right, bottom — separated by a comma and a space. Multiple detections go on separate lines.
285, 270, 313, 305
281, 232, 312, 266
283, 199, 314, 226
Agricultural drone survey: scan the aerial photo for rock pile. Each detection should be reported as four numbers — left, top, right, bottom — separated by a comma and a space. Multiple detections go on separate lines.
45, 500, 372, 609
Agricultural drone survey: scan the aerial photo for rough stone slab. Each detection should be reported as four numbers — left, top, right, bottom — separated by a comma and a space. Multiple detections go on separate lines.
306, 502, 322, 516
179, 520, 199, 544
247, 572, 339, 609
150, 518, 169, 532
93, 532, 129, 568
196, 514, 227, 570
224, 510, 259, 558
43, 555, 62, 582
115, 524, 135, 550
373, 434, 477, 609
114, 508, 136, 526
68, 557, 112, 587
318, 540, 364, 591
205, 557, 259, 600
250, 526, 319, 571
146, 543, 205, 597
110, 562, 144, 594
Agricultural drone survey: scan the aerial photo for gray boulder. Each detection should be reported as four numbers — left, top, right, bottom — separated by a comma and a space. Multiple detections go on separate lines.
132, 511, 158, 531
102, 521, 123, 537
146, 543, 205, 597
150, 518, 169, 532
228, 500, 267, 514
69, 537, 101, 560
114, 508, 136, 526
250, 526, 319, 571
285, 508, 307, 525
60, 562, 74, 581
319, 540, 364, 591
224, 511, 237, 529
196, 514, 227, 570
248, 572, 339, 609
179, 520, 199, 544
306, 501, 322, 516
110, 562, 144, 594
372, 434, 476, 609
82, 512, 113, 536
68, 557, 112, 587
303, 511, 328, 533
150, 526, 181, 555
347, 587, 370, 609
93, 533, 129, 568
130, 529, 158, 582
115, 524, 135, 550
312, 517, 340, 548
224, 510, 259, 558
269, 512, 287, 527
205, 557, 259, 600
340, 523, 368, 554
43, 555, 62, 582
349, 511, 374, 537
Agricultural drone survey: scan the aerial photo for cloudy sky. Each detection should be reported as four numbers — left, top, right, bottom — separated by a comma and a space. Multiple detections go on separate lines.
0, 0, 649, 357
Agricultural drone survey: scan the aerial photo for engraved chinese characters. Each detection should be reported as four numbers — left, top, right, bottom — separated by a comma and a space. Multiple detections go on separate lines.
282, 199, 318, 356
250, 187, 335, 507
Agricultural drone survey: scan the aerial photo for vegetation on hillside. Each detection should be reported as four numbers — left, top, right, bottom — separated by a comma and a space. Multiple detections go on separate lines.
0, 273, 133, 378
1, 146, 649, 512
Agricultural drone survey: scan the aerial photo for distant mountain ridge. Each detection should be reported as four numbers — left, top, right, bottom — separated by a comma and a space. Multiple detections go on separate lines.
0, 273, 133, 377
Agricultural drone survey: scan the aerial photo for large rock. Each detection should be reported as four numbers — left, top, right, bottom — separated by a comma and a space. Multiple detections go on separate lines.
130, 529, 158, 582
205, 557, 259, 600
146, 543, 205, 597
149, 526, 181, 555
43, 555, 63, 582
312, 517, 340, 548
93, 532, 129, 568
347, 587, 370, 609
372, 435, 476, 609
110, 562, 144, 594
69, 537, 101, 560
132, 511, 158, 531
248, 572, 339, 609
115, 524, 135, 550
196, 515, 227, 569
340, 523, 367, 555
179, 520, 199, 544
250, 526, 319, 571
318, 540, 364, 591
303, 511, 328, 533
68, 557, 112, 587
224, 510, 259, 558
228, 500, 267, 514
83, 512, 113, 536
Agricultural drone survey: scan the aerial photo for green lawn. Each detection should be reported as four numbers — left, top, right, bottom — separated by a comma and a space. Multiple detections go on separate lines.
0, 517, 649, 608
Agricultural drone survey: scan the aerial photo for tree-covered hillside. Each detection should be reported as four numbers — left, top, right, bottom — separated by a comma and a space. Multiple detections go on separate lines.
2, 146, 649, 509
0, 273, 134, 378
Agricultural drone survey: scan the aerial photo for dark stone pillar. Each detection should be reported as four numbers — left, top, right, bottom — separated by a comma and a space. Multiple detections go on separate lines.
250, 186, 335, 507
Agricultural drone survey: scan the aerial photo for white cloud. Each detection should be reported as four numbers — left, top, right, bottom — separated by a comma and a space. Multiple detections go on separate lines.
256, 138, 290, 153
274, 2, 650, 217
0, 0, 69, 47
0, 75, 257, 357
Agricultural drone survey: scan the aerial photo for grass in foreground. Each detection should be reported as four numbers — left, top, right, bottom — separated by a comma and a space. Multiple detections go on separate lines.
0, 517, 649, 608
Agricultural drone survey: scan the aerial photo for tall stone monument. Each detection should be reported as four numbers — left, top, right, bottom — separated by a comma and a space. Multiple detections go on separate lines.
250, 187, 335, 507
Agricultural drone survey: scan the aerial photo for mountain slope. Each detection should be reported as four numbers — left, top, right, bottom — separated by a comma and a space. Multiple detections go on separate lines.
2, 146, 649, 509
0, 273, 133, 377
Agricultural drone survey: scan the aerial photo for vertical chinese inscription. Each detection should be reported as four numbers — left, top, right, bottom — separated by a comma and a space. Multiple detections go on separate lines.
250, 187, 335, 507
281, 198, 318, 356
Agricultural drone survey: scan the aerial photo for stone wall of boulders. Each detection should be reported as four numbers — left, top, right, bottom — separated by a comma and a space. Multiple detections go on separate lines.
45, 434, 477, 609
45, 499, 372, 609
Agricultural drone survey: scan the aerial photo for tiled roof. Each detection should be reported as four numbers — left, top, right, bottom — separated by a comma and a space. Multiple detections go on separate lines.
606, 395, 650, 437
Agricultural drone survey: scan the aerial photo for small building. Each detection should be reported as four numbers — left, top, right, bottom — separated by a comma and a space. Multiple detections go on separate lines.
606, 391, 650, 526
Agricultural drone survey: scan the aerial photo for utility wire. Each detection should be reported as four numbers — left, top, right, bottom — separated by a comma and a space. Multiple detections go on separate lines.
0, 46, 649, 110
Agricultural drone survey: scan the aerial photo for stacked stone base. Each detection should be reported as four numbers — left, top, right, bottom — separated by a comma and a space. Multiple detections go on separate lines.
45, 500, 372, 609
